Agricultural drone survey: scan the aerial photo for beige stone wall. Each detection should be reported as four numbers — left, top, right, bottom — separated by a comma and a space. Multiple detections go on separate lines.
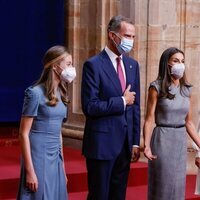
63, 0, 121, 137
63, 0, 200, 162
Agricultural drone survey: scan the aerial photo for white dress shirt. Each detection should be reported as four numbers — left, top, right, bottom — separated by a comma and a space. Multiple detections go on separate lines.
104, 46, 126, 82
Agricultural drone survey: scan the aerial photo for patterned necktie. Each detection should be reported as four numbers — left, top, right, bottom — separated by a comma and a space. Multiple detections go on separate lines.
116, 57, 126, 92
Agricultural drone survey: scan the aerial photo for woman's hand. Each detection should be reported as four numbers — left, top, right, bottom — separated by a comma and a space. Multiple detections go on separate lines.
65, 174, 68, 184
63, 162, 68, 184
144, 146, 157, 160
195, 157, 200, 168
26, 171, 38, 192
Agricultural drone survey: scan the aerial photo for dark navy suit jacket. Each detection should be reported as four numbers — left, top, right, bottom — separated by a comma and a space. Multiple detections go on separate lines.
81, 49, 140, 160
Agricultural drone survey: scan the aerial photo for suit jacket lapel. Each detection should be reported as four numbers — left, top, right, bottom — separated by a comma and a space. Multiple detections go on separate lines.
99, 50, 122, 95
122, 56, 133, 87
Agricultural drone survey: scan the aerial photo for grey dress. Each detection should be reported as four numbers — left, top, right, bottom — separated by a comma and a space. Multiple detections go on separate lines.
17, 85, 68, 200
148, 80, 191, 200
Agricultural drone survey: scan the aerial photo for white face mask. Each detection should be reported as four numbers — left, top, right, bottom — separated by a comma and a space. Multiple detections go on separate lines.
60, 66, 76, 83
117, 37, 134, 54
112, 32, 134, 54
170, 63, 185, 79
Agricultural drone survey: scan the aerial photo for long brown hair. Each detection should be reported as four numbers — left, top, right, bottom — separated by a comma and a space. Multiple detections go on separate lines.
34, 45, 70, 106
157, 47, 191, 99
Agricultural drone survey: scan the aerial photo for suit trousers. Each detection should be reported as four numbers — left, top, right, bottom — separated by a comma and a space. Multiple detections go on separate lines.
86, 139, 131, 200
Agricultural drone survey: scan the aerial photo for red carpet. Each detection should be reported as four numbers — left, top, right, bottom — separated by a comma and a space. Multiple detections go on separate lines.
0, 126, 200, 199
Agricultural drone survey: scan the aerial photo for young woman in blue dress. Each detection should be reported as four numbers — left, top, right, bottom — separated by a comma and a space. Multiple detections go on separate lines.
17, 45, 76, 200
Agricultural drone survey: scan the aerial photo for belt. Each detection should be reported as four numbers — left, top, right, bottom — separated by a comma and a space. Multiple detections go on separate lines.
156, 124, 185, 128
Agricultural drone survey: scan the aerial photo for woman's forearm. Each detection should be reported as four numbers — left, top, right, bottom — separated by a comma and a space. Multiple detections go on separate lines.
19, 134, 35, 173
186, 121, 200, 148
143, 120, 154, 148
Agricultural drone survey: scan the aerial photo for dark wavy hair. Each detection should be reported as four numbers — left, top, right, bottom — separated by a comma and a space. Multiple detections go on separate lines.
157, 47, 191, 99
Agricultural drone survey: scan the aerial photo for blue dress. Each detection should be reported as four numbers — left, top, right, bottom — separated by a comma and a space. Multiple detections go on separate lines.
17, 85, 68, 200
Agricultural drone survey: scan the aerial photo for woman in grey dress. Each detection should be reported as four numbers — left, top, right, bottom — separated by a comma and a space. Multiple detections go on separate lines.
143, 47, 200, 200
17, 45, 76, 200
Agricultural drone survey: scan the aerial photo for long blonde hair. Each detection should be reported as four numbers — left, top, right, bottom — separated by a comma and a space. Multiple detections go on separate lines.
34, 45, 70, 106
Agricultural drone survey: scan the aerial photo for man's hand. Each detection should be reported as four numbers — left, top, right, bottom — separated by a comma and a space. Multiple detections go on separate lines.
123, 85, 136, 105
131, 147, 140, 162
195, 157, 200, 168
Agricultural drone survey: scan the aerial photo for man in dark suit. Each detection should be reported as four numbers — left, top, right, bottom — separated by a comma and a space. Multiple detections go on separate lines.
81, 15, 141, 200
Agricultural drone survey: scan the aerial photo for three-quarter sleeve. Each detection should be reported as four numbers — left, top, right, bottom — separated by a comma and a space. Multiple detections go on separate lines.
21, 87, 40, 117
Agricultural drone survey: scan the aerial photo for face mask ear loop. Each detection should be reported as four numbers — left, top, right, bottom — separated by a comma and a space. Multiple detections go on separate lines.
110, 31, 121, 44
115, 33, 122, 40
167, 64, 172, 75
52, 64, 63, 82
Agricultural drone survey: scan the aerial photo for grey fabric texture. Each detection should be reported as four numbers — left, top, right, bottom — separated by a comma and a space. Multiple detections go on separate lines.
148, 80, 191, 200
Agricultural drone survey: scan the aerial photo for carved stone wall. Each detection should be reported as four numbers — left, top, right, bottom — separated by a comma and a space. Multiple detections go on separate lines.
63, 0, 200, 172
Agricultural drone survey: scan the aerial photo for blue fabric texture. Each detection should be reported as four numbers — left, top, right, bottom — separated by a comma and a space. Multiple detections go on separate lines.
17, 85, 68, 200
